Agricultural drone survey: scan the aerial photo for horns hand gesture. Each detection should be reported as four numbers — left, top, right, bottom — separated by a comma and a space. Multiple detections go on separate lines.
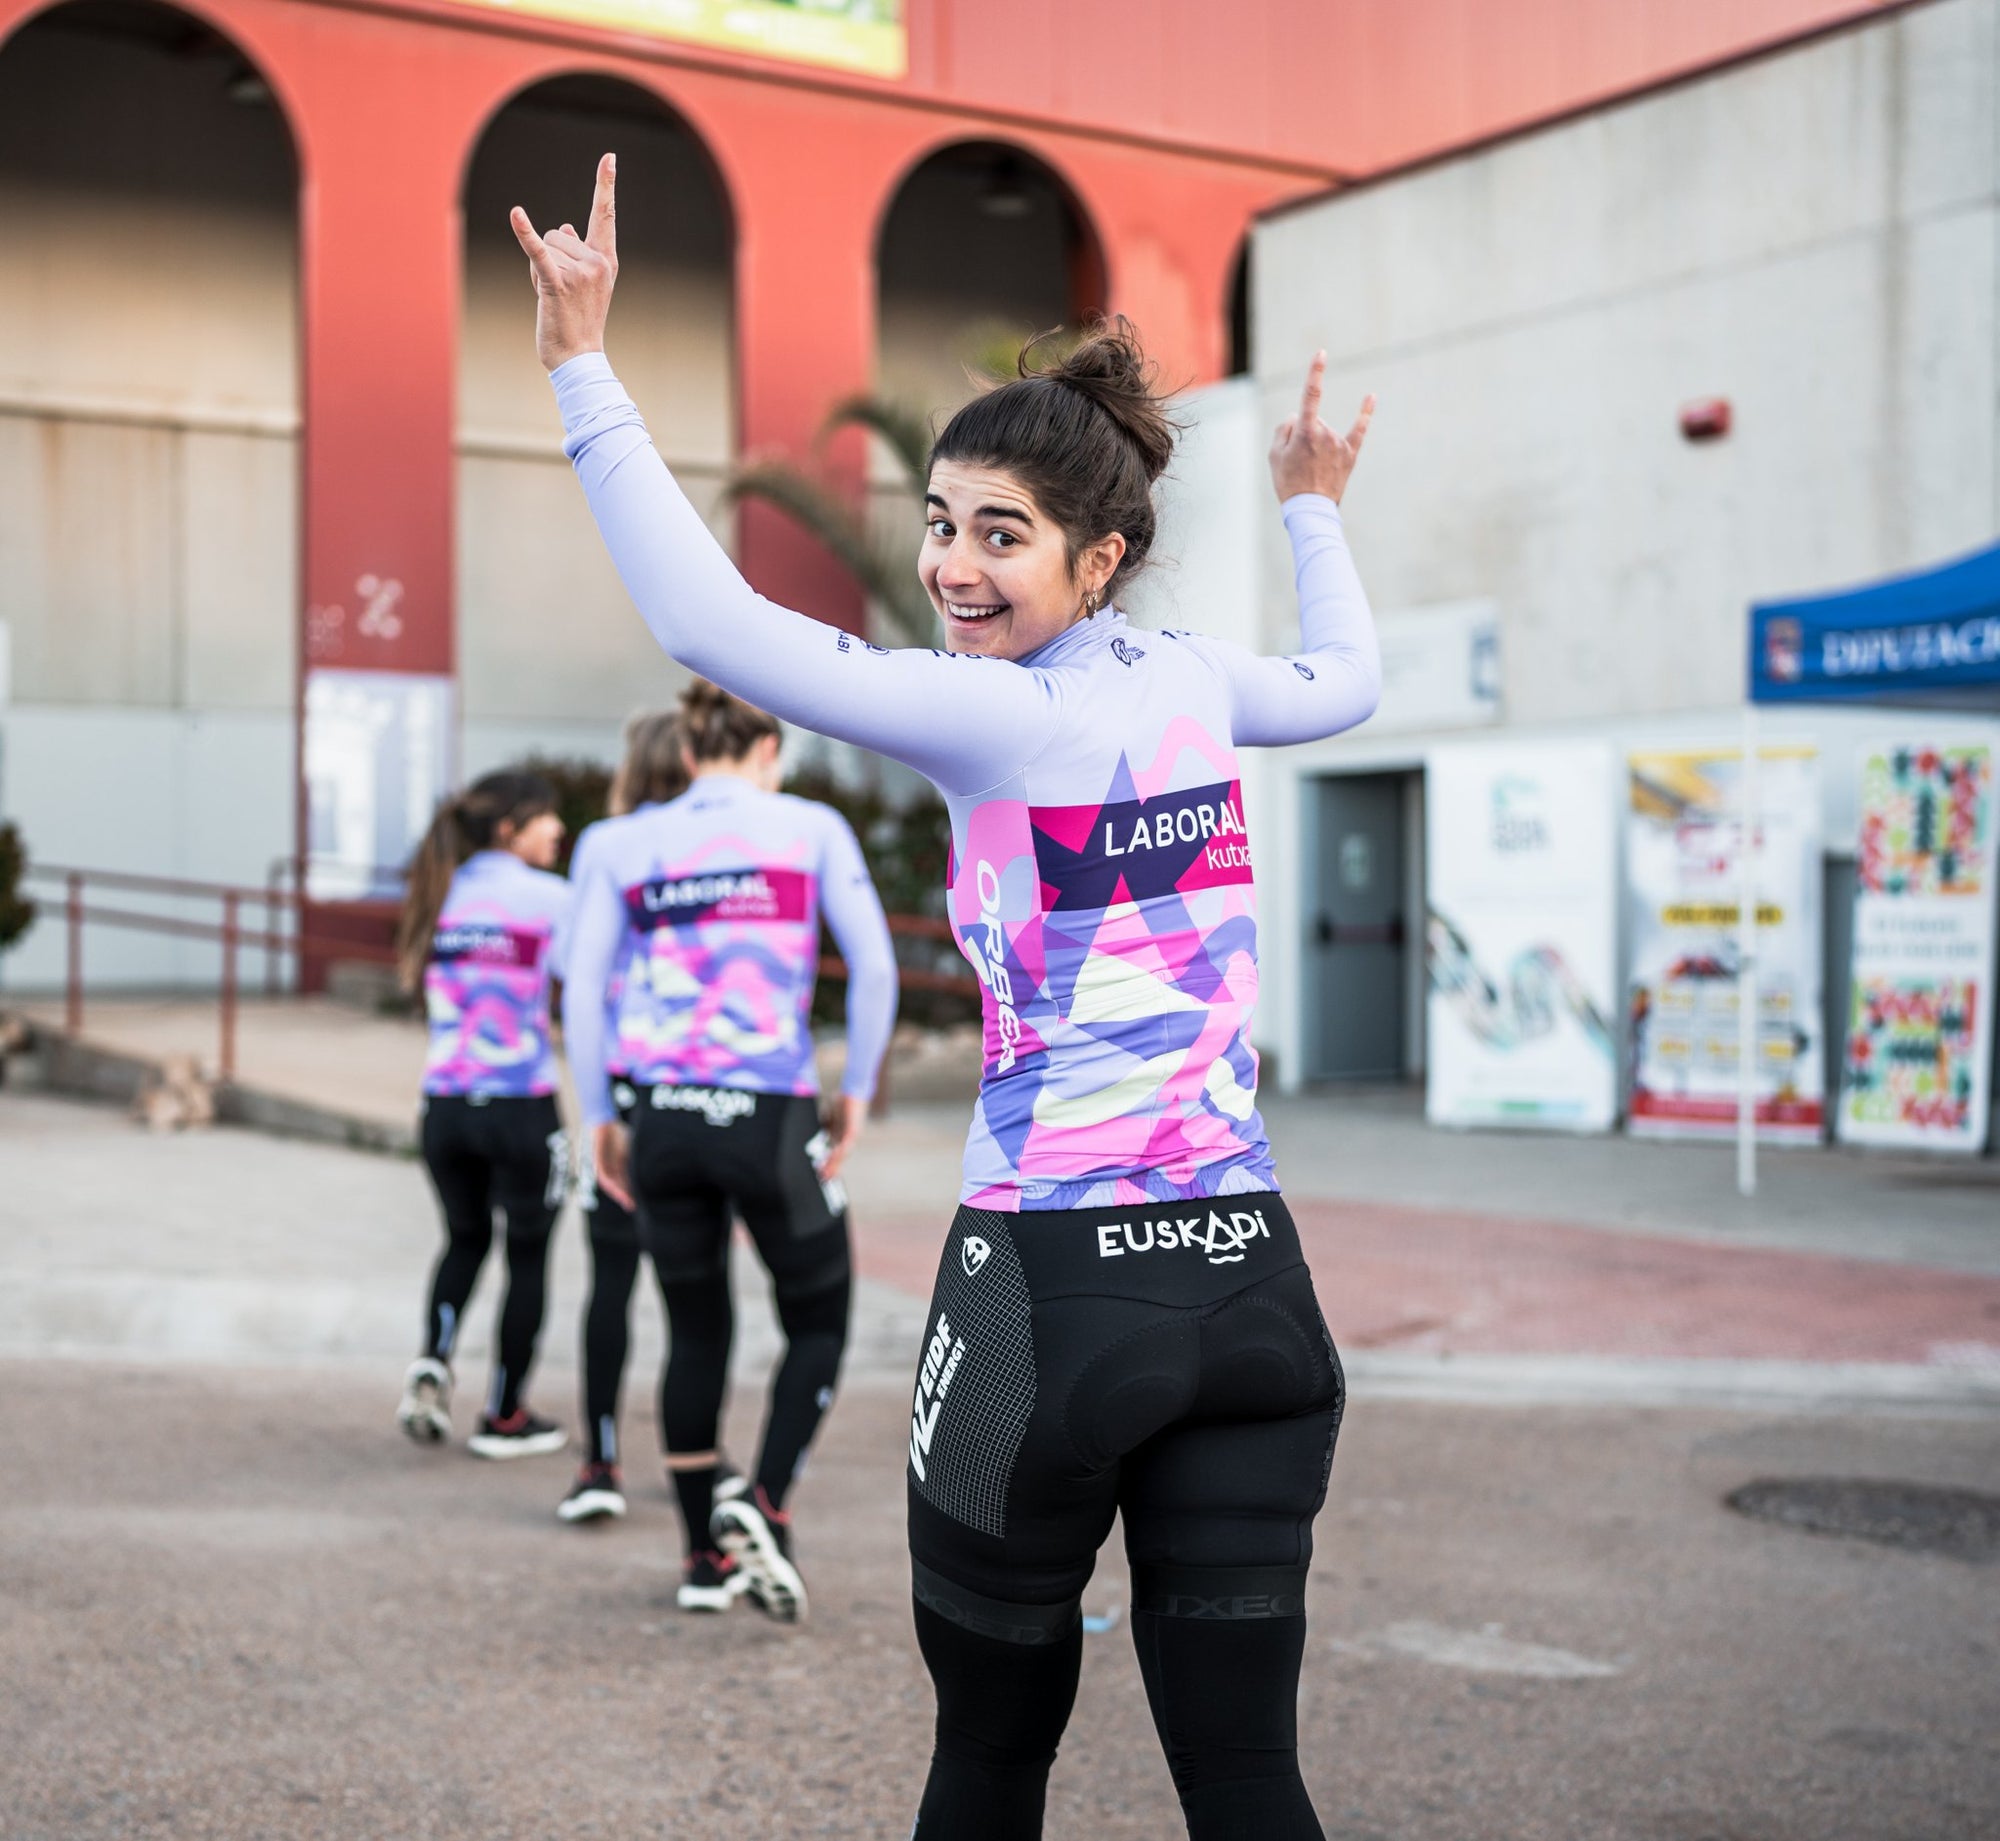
1269, 351, 1374, 506
510, 152, 620, 374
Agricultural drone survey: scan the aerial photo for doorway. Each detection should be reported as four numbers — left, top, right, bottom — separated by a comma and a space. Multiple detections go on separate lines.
1309, 770, 1423, 1080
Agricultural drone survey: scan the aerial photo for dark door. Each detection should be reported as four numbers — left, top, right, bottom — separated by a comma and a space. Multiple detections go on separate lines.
1312, 774, 1406, 1079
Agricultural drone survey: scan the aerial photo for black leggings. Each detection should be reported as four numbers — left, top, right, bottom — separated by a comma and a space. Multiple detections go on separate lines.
907, 1196, 1342, 1839
630, 1086, 852, 1546
576, 1083, 676, 1468
419, 1093, 566, 1421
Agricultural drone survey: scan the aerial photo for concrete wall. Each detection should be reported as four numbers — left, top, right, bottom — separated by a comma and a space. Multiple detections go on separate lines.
1255, 0, 1997, 731
1247, 0, 2000, 1092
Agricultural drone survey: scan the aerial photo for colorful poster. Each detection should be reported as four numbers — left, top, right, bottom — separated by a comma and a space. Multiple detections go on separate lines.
1839, 744, 1998, 1151
1625, 748, 1823, 1143
1426, 742, 1619, 1131
445, 0, 906, 79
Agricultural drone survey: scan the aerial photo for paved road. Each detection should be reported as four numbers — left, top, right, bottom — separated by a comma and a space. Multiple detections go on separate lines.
2, 1087, 1997, 1836
1, 1363, 1994, 1840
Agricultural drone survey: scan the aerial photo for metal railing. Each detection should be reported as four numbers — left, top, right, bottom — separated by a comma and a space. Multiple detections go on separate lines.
23, 861, 399, 1082
22, 860, 979, 1089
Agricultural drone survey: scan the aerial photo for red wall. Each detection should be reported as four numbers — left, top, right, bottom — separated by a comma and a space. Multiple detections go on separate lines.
902, 0, 1905, 176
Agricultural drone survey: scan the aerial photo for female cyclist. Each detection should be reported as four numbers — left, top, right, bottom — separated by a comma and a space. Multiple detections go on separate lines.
562, 678, 898, 1616
394, 768, 573, 1460
516, 158, 1378, 1832
552, 708, 693, 1525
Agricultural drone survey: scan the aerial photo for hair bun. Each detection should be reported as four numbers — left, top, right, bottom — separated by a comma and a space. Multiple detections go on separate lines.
1029, 317, 1176, 485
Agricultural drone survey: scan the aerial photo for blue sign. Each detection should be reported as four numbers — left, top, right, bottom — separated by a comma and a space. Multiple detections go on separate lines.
1748, 540, 2000, 709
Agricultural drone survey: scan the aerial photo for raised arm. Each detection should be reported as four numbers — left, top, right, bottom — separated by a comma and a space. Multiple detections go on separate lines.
1183, 355, 1382, 746
514, 158, 1059, 798
817, 812, 898, 1102
559, 850, 630, 1130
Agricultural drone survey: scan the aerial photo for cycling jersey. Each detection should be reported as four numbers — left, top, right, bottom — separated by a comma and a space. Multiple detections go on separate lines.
561, 776, 898, 1128
554, 354, 1379, 1209
421, 850, 571, 1099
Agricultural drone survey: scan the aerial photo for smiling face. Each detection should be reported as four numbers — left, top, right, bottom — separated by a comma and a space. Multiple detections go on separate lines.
921, 461, 1125, 661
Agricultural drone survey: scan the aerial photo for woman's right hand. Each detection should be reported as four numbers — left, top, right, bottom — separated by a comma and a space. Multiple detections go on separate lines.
511, 153, 619, 374
592, 1119, 634, 1212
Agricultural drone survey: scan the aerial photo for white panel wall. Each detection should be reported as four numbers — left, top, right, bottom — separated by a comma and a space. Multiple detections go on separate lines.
1243, 0, 2000, 1093
0, 707, 294, 993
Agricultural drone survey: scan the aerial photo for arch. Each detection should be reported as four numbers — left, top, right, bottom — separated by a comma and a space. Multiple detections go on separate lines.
454, 63, 739, 249
0, 0, 303, 162
873, 135, 1110, 426
456, 69, 738, 759
1225, 234, 1252, 377
0, 0, 303, 986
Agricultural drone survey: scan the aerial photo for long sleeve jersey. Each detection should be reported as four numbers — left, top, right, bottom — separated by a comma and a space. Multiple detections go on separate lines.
556, 353, 1380, 1208
561, 776, 898, 1128
551, 808, 663, 1082
421, 849, 572, 1099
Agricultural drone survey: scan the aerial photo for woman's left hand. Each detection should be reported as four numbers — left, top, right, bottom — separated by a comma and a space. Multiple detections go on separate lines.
1269, 351, 1375, 505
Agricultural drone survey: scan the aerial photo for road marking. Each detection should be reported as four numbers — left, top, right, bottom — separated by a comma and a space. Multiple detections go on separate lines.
1333, 1621, 1624, 1679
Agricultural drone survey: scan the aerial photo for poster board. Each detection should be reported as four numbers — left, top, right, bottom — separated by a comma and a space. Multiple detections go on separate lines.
1626, 747, 1823, 1142
1426, 741, 1619, 1131
444, 0, 905, 79
304, 670, 455, 903
1838, 742, 1998, 1151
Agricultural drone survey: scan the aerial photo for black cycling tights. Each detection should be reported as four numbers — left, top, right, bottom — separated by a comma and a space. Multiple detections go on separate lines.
907, 1197, 1342, 1839
630, 1088, 853, 1551
420, 1094, 565, 1421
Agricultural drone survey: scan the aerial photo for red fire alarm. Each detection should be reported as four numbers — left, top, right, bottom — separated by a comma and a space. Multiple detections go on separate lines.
1679, 397, 1733, 442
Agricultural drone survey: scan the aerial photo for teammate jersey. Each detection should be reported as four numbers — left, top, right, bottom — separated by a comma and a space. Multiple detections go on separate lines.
552, 806, 663, 1082
555, 354, 1381, 1208
421, 849, 571, 1099
561, 776, 898, 1128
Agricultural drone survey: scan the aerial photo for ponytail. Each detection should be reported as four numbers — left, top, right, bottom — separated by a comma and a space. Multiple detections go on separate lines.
678, 678, 781, 767
395, 769, 558, 993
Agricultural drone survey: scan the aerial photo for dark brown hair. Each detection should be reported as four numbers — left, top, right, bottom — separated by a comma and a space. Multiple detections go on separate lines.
394, 769, 557, 993
679, 678, 781, 766
609, 710, 688, 816
929, 316, 1177, 598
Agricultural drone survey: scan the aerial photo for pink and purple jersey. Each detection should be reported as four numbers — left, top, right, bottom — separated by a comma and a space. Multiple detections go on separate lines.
561, 778, 898, 1128
556, 354, 1380, 1208
421, 850, 571, 1099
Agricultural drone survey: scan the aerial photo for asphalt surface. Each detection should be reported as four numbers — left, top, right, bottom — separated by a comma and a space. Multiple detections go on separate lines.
4, 1084, 1999, 1837
2, 1363, 1995, 1840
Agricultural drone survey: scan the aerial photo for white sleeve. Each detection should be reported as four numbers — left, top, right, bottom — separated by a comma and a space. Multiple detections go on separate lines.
1179, 493, 1381, 747
553, 354, 1062, 797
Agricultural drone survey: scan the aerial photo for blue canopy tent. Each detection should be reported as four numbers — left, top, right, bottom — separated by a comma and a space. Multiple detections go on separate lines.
1732, 539, 2000, 1191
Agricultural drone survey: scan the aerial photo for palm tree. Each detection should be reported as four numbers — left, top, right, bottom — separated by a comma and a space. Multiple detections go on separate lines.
725, 393, 939, 647
723, 323, 1084, 648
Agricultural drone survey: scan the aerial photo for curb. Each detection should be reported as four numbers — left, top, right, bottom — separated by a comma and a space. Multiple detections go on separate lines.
6, 1014, 417, 1158
1344, 1350, 2000, 1417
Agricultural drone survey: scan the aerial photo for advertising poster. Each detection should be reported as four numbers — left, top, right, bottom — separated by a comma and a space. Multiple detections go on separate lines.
446, 0, 905, 79
1426, 742, 1619, 1131
1839, 743, 1998, 1151
1625, 748, 1823, 1143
